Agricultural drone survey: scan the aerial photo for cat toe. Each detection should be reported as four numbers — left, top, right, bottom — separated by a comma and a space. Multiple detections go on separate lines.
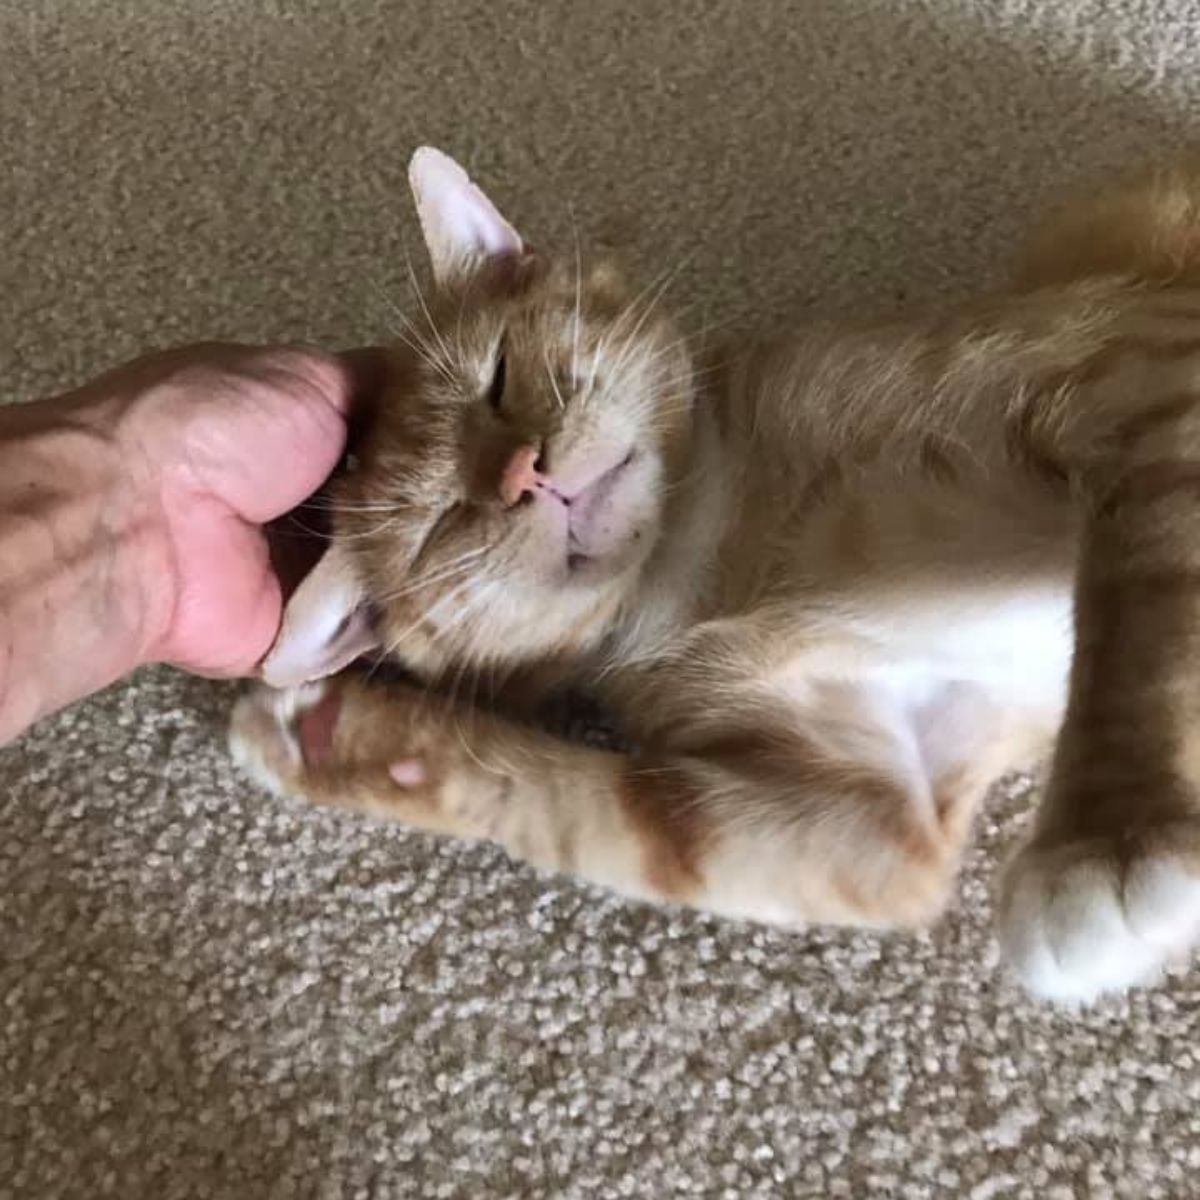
997, 834, 1200, 1003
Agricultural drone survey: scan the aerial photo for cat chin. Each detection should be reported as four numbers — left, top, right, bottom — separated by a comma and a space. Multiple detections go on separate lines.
523, 455, 663, 586
563, 526, 656, 582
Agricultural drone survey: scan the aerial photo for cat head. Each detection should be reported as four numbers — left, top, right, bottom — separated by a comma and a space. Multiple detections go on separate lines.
262, 147, 696, 686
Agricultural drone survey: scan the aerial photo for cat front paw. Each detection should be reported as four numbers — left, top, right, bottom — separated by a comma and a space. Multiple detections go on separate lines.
229, 677, 511, 836
997, 829, 1200, 1002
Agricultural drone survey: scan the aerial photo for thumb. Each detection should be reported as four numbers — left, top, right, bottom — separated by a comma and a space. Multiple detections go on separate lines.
184, 351, 351, 523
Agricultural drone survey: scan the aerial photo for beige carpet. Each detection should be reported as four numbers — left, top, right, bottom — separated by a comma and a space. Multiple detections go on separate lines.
4, 1, 1200, 1196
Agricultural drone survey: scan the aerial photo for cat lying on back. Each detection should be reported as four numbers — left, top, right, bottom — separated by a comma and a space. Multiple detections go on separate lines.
231, 147, 1200, 1002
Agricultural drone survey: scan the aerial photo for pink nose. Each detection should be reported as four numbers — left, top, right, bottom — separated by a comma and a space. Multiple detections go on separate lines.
499, 443, 545, 507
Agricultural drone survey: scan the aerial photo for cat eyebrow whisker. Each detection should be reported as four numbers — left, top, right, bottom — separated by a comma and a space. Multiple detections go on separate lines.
371, 277, 458, 387
404, 243, 456, 369
395, 315, 457, 386
454, 282, 475, 367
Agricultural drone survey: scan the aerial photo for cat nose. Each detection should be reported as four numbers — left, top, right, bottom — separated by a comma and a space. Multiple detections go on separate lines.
499, 443, 546, 507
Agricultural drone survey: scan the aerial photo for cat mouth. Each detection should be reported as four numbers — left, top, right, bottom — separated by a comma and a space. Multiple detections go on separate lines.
517, 445, 646, 576
560, 448, 640, 571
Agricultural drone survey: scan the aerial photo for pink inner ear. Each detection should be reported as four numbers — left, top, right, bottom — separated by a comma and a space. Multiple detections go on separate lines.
461, 189, 523, 257
259, 544, 378, 688
409, 146, 524, 276
261, 605, 376, 689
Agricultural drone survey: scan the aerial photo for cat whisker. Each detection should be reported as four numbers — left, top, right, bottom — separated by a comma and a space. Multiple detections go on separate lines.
454, 275, 479, 367
543, 345, 567, 411
642, 318, 739, 370
450, 704, 505, 777
322, 516, 405, 543
373, 549, 488, 608
270, 514, 332, 542
570, 203, 583, 390
300, 498, 400, 515
375, 564, 480, 609
371, 562, 487, 621
587, 261, 680, 396
379, 574, 480, 660
606, 317, 732, 403
605, 257, 693, 381
610, 257, 688, 339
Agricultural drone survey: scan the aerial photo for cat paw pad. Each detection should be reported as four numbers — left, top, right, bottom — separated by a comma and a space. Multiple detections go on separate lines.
229, 682, 330, 796
387, 757, 428, 788
998, 836, 1200, 1002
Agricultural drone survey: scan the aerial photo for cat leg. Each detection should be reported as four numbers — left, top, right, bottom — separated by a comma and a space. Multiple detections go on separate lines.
919, 165, 1200, 999
998, 439, 1200, 1000
230, 673, 1008, 929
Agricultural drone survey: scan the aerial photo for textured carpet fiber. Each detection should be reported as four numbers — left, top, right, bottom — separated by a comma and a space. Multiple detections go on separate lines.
4, 2, 1200, 1196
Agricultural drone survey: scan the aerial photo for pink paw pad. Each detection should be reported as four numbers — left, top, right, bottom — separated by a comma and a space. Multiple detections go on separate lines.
388, 758, 427, 788
296, 689, 343, 769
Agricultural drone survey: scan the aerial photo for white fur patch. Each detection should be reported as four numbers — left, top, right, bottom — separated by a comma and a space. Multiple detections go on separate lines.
998, 841, 1200, 1002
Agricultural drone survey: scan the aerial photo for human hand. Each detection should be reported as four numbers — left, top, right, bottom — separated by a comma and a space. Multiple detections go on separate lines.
98, 343, 362, 676
0, 342, 387, 743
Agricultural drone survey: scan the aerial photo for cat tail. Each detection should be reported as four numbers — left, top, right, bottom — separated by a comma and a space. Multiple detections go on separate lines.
1015, 159, 1200, 290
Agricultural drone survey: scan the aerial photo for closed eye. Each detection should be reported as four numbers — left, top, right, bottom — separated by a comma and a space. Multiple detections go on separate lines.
486, 346, 507, 413
408, 501, 465, 574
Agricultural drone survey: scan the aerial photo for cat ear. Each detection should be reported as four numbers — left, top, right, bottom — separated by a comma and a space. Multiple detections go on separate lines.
259, 543, 377, 688
408, 146, 524, 282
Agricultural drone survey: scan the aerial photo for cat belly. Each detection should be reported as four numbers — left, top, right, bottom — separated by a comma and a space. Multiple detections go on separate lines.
772, 581, 1074, 763
883, 581, 1073, 718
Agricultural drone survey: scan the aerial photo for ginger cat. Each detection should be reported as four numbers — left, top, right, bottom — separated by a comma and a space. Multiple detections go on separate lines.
231, 147, 1200, 1002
